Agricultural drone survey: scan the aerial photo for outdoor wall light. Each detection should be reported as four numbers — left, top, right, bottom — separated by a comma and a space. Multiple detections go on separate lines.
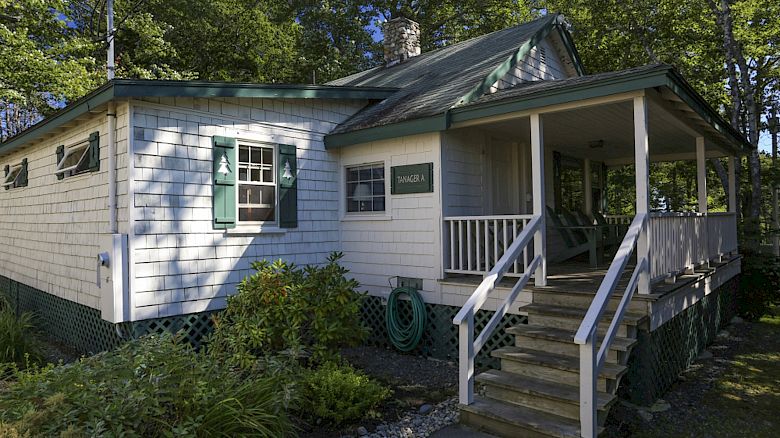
588, 140, 604, 149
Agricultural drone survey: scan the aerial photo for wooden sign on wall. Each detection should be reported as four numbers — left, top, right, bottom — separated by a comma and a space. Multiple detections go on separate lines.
391, 163, 433, 194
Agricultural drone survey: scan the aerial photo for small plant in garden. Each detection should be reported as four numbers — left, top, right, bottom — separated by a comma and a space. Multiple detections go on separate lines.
300, 361, 391, 425
0, 334, 295, 437
0, 298, 43, 368
206, 252, 367, 368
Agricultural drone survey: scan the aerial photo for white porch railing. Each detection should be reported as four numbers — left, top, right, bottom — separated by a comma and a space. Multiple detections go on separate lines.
649, 213, 708, 281
707, 212, 738, 260
443, 215, 535, 277
649, 212, 738, 281
452, 215, 543, 405
575, 214, 648, 438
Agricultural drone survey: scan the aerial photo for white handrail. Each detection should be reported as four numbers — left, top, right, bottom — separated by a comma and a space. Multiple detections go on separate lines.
453, 215, 542, 405
574, 213, 648, 438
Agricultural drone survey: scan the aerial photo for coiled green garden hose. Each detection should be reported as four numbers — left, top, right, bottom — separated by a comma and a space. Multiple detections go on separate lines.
386, 286, 426, 352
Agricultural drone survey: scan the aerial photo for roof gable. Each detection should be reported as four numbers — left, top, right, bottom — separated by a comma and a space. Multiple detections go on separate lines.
327, 14, 584, 137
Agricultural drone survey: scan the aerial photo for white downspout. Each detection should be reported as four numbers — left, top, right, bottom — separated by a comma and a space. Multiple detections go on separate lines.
108, 101, 117, 233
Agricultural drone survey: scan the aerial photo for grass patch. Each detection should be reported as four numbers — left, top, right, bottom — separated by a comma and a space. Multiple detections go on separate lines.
633, 310, 780, 437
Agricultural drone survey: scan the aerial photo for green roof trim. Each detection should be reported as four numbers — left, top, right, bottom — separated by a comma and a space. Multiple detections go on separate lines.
554, 21, 586, 76
324, 115, 448, 149
0, 80, 398, 156
454, 15, 559, 107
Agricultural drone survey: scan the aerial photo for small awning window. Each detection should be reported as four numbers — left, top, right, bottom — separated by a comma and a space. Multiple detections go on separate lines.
56, 139, 90, 176
2, 163, 23, 189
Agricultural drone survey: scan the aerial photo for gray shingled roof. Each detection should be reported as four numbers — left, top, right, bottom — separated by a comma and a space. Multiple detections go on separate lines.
327, 15, 556, 135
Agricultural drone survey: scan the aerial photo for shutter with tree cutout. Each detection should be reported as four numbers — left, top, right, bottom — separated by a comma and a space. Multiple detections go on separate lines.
278, 144, 297, 228
213, 136, 237, 229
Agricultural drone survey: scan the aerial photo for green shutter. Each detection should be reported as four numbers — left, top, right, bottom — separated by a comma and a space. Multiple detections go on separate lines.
278, 144, 297, 228
18, 159, 28, 187
88, 131, 100, 171
213, 136, 237, 229
56, 145, 65, 180
3, 165, 8, 191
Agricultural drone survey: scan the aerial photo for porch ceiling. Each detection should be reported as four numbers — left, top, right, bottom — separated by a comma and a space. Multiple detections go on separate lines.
478, 96, 732, 165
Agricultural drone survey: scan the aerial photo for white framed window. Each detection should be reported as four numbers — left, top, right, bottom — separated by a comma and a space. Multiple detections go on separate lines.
2, 162, 25, 189
346, 163, 385, 213
56, 139, 91, 177
237, 142, 277, 223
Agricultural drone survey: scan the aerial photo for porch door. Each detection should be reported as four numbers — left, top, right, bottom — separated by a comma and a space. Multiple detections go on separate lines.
487, 138, 519, 214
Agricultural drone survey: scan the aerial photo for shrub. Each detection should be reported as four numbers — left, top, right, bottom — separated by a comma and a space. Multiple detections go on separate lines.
0, 334, 295, 437
300, 361, 390, 425
207, 252, 367, 368
738, 254, 780, 320
0, 298, 43, 368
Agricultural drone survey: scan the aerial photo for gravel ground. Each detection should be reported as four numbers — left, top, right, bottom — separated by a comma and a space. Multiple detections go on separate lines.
336, 346, 459, 438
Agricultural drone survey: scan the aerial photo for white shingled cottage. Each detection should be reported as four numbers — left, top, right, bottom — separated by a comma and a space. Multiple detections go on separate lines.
0, 14, 746, 438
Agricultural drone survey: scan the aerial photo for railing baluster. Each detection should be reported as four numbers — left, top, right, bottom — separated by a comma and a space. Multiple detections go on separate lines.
467, 220, 473, 271
458, 220, 464, 271
493, 219, 499, 271
513, 219, 519, 274
484, 220, 489, 271
476, 220, 481, 271
449, 220, 455, 271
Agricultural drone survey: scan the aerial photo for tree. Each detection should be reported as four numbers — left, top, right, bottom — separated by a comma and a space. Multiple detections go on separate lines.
0, 0, 102, 141
541, 0, 780, 246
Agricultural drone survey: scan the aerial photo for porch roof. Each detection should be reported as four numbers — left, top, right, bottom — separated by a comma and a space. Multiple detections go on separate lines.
325, 64, 749, 155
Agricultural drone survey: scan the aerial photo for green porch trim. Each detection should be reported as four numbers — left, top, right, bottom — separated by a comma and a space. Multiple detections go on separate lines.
324, 114, 448, 149
0, 80, 398, 157
554, 21, 586, 76
661, 70, 749, 153
454, 14, 560, 107
450, 69, 669, 122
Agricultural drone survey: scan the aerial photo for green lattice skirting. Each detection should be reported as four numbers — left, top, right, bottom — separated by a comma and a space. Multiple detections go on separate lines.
360, 295, 527, 369
0, 275, 213, 354
620, 276, 739, 405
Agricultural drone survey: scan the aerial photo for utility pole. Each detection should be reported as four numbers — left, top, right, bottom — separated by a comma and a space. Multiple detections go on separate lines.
107, 0, 115, 80
770, 107, 779, 256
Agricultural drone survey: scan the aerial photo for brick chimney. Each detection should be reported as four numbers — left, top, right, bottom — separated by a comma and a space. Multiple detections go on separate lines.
382, 17, 421, 66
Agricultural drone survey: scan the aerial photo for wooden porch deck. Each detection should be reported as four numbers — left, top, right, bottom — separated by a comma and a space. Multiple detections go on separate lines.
442, 254, 741, 313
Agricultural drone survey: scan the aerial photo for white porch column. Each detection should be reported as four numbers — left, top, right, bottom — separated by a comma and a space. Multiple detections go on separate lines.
696, 137, 707, 213
696, 137, 709, 265
531, 113, 547, 286
728, 156, 737, 213
584, 158, 593, 217
634, 96, 651, 295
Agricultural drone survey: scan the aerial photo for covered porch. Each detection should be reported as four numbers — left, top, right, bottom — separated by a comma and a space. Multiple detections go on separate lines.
440, 83, 741, 288
443, 66, 747, 437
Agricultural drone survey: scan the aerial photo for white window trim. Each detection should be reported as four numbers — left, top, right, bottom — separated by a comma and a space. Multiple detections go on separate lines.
1, 163, 22, 189
342, 161, 391, 220
55, 139, 90, 176
235, 141, 279, 226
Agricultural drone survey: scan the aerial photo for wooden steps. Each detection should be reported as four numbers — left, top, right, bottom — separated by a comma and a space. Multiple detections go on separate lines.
459, 298, 643, 437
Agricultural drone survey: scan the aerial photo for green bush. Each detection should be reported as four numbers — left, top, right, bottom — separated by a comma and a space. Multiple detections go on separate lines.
0, 334, 295, 437
0, 298, 43, 368
206, 252, 367, 368
738, 254, 780, 320
300, 361, 390, 425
